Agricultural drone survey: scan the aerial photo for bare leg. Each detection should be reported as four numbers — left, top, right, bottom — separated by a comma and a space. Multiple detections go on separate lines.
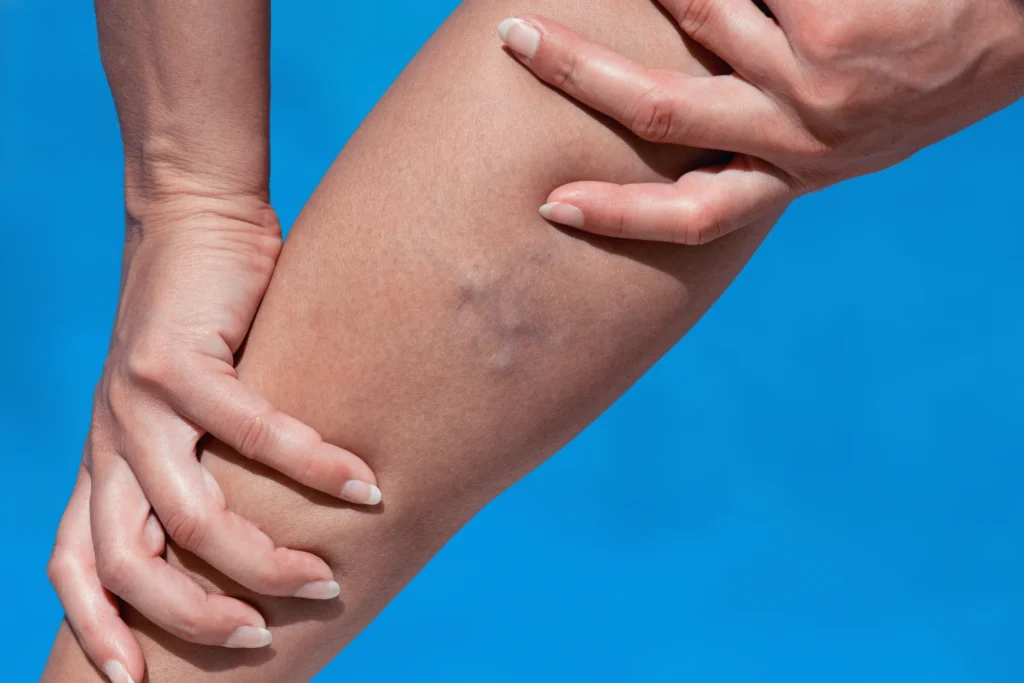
43, 0, 780, 680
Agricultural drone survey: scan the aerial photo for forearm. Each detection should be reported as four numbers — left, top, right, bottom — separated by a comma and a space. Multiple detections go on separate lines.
46, 0, 780, 680
94, 0, 271, 207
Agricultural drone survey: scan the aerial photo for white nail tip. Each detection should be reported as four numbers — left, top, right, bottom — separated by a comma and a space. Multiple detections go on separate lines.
539, 202, 585, 228
103, 660, 134, 683
497, 18, 540, 59
225, 626, 273, 649
497, 18, 517, 41
366, 484, 383, 505
341, 480, 382, 505
295, 580, 341, 600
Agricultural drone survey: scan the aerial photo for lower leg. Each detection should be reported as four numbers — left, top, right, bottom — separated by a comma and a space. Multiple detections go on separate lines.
43, 0, 779, 680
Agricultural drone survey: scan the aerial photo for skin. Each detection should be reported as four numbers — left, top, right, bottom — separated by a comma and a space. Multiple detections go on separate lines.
49, 2, 383, 681
45, 0, 782, 681
510, 0, 1024, 243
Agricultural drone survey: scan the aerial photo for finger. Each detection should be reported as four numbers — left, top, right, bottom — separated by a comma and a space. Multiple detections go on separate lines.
89, 454, 277, 648
49, 466, 145, 683
497, 15, 792, 157
115, 419, 342, 599
169, 368, 380, 506
659, 0, 794, 81
540, 155, 795, 245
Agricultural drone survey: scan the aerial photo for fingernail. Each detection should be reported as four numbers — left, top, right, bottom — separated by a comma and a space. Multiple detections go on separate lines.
540, 202, 585, 228
294, 579, 341, 600
498, 18, 540, 59
340, 480, 382, 505
225, 626, 273, 649
102, 660, 134, 683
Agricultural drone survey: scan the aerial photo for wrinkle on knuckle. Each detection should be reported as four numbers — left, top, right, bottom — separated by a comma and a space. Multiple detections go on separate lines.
234, 410, 275, 459
550, 48, 581, 92
164, 506, 209, 553
670, 199, 707, 245
625, 79, 683, 144
296, 447, 320, 487
608, 202, 630, 239
677, 0, 718, 40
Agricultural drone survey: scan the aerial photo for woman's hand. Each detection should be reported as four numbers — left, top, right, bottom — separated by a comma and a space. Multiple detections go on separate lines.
47, 192, 381, 683
498, 1, 1024, 244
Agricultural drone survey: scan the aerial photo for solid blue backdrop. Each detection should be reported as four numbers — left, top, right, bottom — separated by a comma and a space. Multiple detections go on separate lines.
2, 1, 1022, 681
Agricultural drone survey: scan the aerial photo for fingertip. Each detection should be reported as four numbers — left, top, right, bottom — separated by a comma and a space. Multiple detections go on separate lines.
210, 593, 268, 629
497, 17, 540, 59
224, 626, 273, 649
539, 202, 585, 229
340, 480, 383, 506
547, 180, 610, 204
294, 579, 341, 600
102, 660, 136, 683
331, 444, 377, 486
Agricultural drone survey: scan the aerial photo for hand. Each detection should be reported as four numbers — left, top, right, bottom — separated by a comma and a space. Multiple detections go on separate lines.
47, 193, 382, 683
498, 1, 1024, 243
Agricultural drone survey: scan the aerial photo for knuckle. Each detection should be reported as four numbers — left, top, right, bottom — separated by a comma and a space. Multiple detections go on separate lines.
103, 376, 138, 429
797, 14, 857, 65
171, 607, 206, 642
95, 547, 131, 591
76, 614, 104, 643
550, 48, 580, 91
625, 79, 683, 144
46, 550, 71, 585
789, 78, 854, 147
123, 333, 179, 388
673, 199, 718, 245
677, 0, 718, 39
252, 556, 287, 592
163, 506, 209, 553
296, 447, 319, 486
234, 409, 277, 458
608, 204, 630, 239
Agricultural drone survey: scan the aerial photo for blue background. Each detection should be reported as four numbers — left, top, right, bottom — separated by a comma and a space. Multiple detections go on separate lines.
3, 1, 1022, 681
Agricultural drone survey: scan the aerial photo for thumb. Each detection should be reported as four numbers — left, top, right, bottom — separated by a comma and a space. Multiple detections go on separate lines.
540, 155, 796, 245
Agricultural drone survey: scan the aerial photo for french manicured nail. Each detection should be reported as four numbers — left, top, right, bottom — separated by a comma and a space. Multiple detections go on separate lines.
294, 580, 341, 600
539, 202, 585, 228
225, 626, 273, 649
498, 18, 540, 59
340, 480, 382, 505
102, 660, 134, 683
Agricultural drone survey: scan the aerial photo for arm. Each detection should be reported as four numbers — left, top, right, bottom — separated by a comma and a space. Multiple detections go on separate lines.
49, 3, 381, 681
45, 0, 781, 680
95, 0, 271, 201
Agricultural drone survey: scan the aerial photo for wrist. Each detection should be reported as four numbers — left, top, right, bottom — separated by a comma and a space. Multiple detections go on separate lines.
122, 129, 270, 213
122, 131, 275, 241
122, 180, 280, 256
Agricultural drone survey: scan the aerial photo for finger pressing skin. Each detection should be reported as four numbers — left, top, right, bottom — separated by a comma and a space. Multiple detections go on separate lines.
169, 365, 381, 506
540, 155, 796, 245
497, 15, 789, 157
659, 0, 794, 82
114, 418, 343, 599
89, 454, 277, 648
47, 466, 144, 683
